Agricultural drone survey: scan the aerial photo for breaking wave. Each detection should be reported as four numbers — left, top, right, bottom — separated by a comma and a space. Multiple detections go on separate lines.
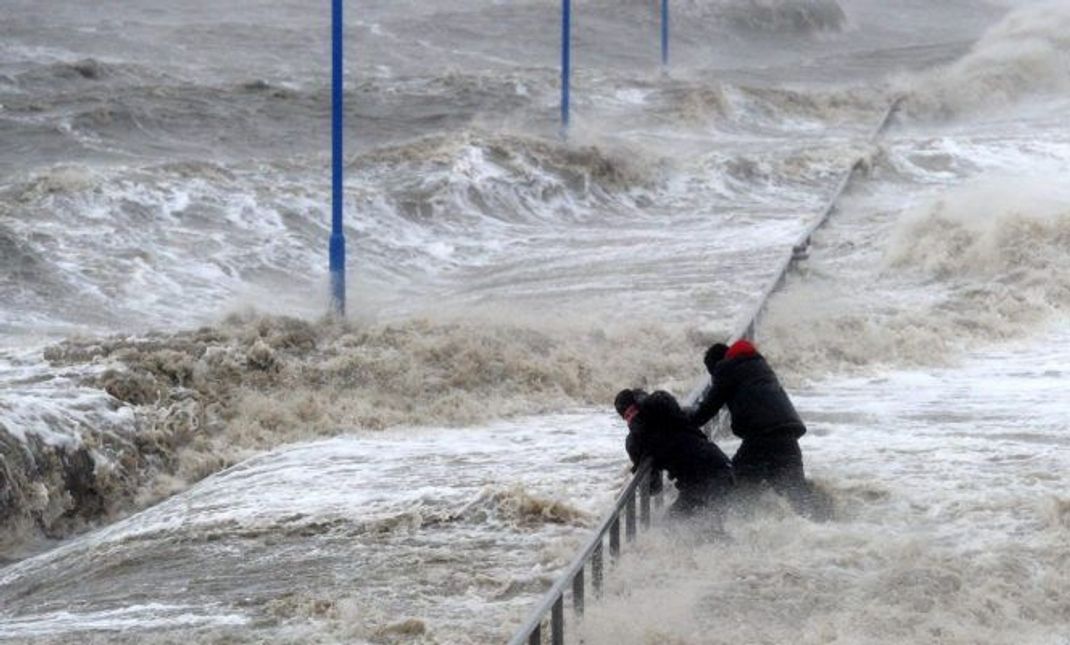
655, 80, 888, 131
0, 128, 663, 335
884, 177, 1070, 289
357, 131, 660, 227
732, 85, 888, 126
901, 2, 1070, 118
457, 485, 590, 528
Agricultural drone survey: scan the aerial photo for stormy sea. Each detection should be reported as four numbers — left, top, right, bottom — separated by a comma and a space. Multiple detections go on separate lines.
1, 0, 1068, 642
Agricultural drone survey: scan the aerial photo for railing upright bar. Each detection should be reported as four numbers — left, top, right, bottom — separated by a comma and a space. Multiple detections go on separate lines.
640, 478, 651, 529
727, 98, 904, 347
552, 596, 564, 645
653, 471, 664, 509
592, 542, 604, 597
625, 492, 637, 542
572, 569, 585, 616
506, 460, 652, 645
609, 515, 620, 558
528, 626, 540, 645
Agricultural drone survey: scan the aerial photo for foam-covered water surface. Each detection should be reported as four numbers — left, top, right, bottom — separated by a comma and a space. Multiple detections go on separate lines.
0, 413, 627, 643
3, 0, 1069, 641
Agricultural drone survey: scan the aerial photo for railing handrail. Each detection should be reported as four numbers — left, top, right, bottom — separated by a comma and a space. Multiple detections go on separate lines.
505, 461, 653, 645
507, 98, 902, 644
685, 97, 904, 404
733, 95, 905, 344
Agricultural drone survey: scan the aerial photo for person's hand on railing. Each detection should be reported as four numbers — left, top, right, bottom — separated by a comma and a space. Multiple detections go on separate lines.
649, 470, 663, 496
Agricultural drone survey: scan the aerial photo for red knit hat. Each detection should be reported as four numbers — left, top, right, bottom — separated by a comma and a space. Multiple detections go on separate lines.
726, 339, 758, 360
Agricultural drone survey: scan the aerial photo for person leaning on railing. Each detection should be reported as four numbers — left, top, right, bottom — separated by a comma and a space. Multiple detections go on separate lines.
616, 388, 664, 497
688, 340, 818, 517
614, 388, 735, 525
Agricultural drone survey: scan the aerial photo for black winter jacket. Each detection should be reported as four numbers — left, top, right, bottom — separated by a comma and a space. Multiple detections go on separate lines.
625, 391, 733, 491
689, 352, 806, 441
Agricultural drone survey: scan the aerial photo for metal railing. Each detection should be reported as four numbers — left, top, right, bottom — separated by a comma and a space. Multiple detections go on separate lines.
507, 461, 662, 645
733, 96, 904, 343
506, 99, 902, 645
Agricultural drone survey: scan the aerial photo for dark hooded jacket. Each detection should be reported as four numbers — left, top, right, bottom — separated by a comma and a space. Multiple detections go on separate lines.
623, 390, 732, 492
689, 340, 806, 441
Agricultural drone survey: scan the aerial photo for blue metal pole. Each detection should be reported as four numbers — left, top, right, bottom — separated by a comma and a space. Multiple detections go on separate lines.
561, 0, 571, 136
661, 0, 669, 68
329, 0, 346, 317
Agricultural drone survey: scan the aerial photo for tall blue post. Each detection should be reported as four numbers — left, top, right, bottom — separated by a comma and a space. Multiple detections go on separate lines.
661, 0, 669, 68
561, 0, 571, 136
329, 0, 346, 316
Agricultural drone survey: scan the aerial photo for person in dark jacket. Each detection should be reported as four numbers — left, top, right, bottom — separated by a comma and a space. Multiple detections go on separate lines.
688, 339, 815, 516
615, 388, 735, 520
615, 388, 663, 496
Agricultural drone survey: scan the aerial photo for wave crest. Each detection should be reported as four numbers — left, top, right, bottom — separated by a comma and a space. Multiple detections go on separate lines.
902, 3, 1070, 118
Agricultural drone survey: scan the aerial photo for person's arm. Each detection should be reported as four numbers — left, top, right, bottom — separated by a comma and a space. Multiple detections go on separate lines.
688, 379, 729, 428
627, 426, 663, 492
625, 426, 644, 472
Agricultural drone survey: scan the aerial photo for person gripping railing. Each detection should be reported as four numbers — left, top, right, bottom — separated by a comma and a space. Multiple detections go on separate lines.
505, 98, 902, 645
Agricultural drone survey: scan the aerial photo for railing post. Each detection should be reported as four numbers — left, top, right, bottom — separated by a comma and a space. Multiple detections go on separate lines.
653, 471, 664, 509
625, 491, 637, 542
640, 476, 651, 529
552, 595, 564, 645
609, 515, 620, 559
572, 568, 585, 616
560, 0, 571, 137
592, 541, 604, 597
529, 625, 541, 645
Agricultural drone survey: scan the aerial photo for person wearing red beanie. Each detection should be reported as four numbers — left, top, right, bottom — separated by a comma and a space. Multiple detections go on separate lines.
688, 339, 816, 516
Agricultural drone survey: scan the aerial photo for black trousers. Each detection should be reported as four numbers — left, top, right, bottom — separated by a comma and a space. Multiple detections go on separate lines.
732, 436, 814, 516
668, 470, 735, 520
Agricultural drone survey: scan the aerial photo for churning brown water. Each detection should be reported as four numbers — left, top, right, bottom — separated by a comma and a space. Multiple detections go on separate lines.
2, 0, 1068, 642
